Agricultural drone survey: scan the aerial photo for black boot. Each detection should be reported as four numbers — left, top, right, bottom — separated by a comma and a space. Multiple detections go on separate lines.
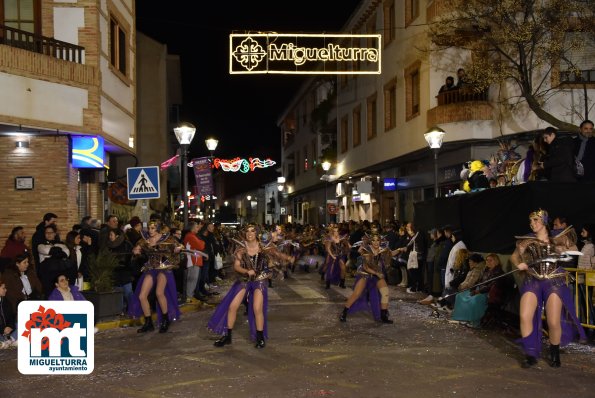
159, 315, 170, 333
339, 307, 348, 322
550, 344, 561, 368
380, 309, 393, 324
137, 315, 154, 333
339, 279, 346, 289
325, 280, 331, 289
255, 330, 265, 348
521, 355, 538, 368
214, 329, 232, 347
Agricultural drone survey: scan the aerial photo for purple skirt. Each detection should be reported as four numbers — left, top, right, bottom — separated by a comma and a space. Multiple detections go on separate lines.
325, 255, 344, 285
128, 269, 181, 324
348, 274, 381, 321
207, 279, 269, 341
518, 274, 586, 357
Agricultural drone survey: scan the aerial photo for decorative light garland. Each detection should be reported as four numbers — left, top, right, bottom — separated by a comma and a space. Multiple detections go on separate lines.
213, 157, 276, 173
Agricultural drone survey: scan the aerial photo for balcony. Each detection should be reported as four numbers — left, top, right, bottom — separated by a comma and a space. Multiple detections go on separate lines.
560, 70, 595, 86
427, 88, 492, 126
0, 24, 84, 63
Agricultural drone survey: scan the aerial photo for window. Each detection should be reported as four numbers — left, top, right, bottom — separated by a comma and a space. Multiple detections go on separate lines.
405, 61, 421, 120
367, 94, 377, 140
1, 0, 40, 34
110, 15, 128, 77
296, 149, 301, 176
560, 32, 595, 84
311, 138, 317, 167
353, 106, 361, 147
341, 116, 349, 153
405, 0, 419, 27
384, 78, 397, 131
383, 0, 395, 46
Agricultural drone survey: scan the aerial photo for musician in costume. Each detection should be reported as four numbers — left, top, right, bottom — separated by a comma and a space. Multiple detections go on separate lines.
511, 209, 586, 368
208, 224, 294, 349
339, 233, 394, 324
324, 224, 351, 289
128, 221, 184, 333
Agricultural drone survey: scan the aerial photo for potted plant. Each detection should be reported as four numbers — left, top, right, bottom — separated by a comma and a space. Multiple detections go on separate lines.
82, 248, 124, 321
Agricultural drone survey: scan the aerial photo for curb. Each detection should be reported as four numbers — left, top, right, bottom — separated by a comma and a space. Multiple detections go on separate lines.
95, 299, 216, 331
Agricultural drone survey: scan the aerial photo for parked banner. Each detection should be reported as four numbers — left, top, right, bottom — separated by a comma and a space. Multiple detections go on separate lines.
192, 157, 214, 196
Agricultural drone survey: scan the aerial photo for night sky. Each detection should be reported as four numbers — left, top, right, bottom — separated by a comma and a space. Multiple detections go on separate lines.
136, 1, 361, 194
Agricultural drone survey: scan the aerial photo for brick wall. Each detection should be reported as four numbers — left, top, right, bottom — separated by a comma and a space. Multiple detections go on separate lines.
0, 136, 80, 244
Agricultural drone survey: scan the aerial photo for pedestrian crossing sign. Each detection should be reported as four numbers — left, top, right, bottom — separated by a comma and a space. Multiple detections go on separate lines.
127, 166, 160, 200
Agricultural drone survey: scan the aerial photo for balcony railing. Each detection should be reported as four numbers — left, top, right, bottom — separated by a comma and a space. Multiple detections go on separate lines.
0, 24, 84, 64
436, 88, 488, 106
560, 70, 595, 84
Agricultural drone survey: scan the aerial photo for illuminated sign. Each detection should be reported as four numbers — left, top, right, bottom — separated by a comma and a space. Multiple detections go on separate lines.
230, 33, 381, 75
71, 136, 105, 168
383, 178, 396, 191
213, 157, 276, 173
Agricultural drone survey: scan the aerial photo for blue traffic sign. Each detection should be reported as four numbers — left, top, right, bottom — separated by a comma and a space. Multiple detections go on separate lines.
127, 166, 160, 200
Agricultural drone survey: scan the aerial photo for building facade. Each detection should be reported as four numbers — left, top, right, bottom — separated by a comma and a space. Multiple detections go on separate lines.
279, 0, 594, 224
0, 0, 136, 240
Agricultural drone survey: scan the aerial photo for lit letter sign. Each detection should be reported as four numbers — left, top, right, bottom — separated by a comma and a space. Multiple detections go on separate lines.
71, 136, 105, 168
230, 33, 381, 75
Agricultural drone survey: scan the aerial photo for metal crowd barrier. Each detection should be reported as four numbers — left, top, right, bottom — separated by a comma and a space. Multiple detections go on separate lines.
565, 268, 595, 330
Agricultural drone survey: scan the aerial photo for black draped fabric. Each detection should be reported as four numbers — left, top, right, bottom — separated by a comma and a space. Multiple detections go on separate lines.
414, 182, 595, 253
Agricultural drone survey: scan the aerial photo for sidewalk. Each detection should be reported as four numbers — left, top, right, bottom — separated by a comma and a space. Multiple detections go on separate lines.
95, 298, 215, 331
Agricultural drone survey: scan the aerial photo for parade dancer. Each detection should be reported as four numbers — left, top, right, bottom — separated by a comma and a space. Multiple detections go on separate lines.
128, 221, 184, 333
511, 209, 586, 368
324, 224, 350, 289
339, 233, 394, 324
208, 224, 294, 349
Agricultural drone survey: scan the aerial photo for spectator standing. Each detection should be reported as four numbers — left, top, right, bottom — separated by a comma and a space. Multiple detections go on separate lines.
439, 76, 455, 93
540, 127, 577, 182
575, 120, 595, 182
455, 68, 467, 89
184, 222, 209, 302
31, 212, 58, 269
106, 228, 134, 314
1, 226, 30, 261
125, 217, 143, 246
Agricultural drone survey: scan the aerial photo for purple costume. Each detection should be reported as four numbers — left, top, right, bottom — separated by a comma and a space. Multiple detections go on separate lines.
324, 240, 347, 286
513, 232, 586, 358
348, 250, 390, 321
128, 232, 181, 324
208, 247, 272, 341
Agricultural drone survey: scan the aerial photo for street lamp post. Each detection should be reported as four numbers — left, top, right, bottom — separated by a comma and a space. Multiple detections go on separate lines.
424, 126, 446, 198
174, 122, 196, 227
321, 160, 332, 225
205, 138, 218, 219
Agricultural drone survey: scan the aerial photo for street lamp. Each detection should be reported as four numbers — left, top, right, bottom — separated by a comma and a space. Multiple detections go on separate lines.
424, 126, 446, 198
321, 160, 332, 224
174, 122, 196, 226
205, 138, 218, 218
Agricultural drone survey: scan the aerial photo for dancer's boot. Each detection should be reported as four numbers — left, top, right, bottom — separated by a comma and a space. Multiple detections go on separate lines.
549, 344, 561, 368
380, 309, 393, 324
137, 315, 154, 333
255, 330, 265, 348
339, 307, 348, 322
214, 329, 232, 347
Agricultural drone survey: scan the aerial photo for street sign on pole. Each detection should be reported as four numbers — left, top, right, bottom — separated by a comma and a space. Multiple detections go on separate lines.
127, 166, 160, 200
